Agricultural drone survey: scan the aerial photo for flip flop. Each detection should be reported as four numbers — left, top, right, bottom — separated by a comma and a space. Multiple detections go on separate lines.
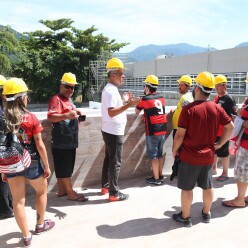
216, 176, 229, 182
57, 193, 67, 197
222, 200, 245, 208
67, 195, 89, 202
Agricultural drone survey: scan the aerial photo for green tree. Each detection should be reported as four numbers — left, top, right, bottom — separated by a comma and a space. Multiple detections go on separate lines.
13, 18, 128, 102
0, 26, 20, 75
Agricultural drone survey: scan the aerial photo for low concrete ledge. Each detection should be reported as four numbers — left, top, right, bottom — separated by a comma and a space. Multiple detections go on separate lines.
39, 108, 174, 192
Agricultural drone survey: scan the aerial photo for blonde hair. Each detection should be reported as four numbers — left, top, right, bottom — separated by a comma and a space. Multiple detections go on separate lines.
4, 96, 28, 133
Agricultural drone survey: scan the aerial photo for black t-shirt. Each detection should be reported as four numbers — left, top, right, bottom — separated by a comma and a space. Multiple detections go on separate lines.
214, 94, 237, 117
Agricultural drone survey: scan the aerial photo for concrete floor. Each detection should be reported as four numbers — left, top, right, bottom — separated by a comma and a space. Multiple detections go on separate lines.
0, 165, 247, 248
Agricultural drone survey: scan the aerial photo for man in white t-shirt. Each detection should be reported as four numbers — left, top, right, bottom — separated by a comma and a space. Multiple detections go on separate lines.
101, 58, 140, 202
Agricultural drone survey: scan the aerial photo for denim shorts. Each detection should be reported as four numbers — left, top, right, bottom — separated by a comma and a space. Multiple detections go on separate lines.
5, 160, 44, 180
146, 135, 166, 160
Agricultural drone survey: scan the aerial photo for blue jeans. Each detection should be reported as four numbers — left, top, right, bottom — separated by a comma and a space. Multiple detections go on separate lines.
146, 135, 166, 160
101, 131, 124, 196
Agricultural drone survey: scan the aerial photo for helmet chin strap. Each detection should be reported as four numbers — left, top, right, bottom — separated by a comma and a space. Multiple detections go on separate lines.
5, 92, 27, 102
195, 83, 213, 94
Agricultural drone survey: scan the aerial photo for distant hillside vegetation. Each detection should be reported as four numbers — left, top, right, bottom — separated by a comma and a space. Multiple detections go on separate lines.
0, 24, 27, 39
235, 42, 248, 48
128, 43, 217, 62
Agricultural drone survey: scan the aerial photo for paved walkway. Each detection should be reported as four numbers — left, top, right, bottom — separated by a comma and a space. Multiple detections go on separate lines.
0, 165, 247, 248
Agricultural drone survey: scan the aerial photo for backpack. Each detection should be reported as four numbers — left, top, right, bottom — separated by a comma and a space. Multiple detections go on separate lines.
0, 132, 31, 174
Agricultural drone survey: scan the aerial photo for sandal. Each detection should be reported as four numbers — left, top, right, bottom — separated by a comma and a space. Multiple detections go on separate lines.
67, 195, 88, 202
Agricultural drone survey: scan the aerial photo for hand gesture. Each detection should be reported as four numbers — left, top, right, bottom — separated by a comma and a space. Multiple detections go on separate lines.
123, 91, 134, 103
129, 97, 141, 106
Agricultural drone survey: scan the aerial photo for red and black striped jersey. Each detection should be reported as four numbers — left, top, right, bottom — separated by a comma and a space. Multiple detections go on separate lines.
136, 94, 167, 136
240, 98, 248, 149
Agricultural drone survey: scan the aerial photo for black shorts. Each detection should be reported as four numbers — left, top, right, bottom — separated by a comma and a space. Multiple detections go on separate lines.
215, 137, 229, 157
177, 161, 213, 190
52, 148, 76, 178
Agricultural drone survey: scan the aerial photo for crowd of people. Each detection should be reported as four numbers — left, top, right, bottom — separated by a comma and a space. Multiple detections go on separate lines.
0, 57, 248, 246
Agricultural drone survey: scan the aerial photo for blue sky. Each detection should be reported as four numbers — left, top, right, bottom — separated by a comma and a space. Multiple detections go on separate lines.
0, 0, 247, 52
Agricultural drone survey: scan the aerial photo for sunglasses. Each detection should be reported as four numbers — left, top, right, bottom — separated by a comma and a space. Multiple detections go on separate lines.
64, 85, 75, 90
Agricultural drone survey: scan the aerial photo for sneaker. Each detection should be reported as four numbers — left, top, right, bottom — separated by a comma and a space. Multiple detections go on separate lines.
159, 175, 164, 183
109, 192, 129, 202
202, 209, 211, 223
172, 211, 192, 227
23, 233, 32, 247
35, 219, 55, 235
101, 187, 109, 195
146, 177, 162, 186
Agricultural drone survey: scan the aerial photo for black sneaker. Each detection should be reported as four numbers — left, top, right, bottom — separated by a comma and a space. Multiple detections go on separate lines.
172, 211, 192, 227
109, 192, 129, 202
146, 177, 162, 186
202, 209, 211, 223
159, 175, 164, 183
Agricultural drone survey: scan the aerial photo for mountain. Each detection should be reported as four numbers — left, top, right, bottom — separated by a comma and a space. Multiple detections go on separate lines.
235, 42, 248, 48
128, 43, 217, 62
0, 24, 27, 39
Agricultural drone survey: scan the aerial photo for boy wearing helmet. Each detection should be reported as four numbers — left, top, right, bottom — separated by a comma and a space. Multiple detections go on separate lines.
101, 58, 140, 201
135, 75, 167, 185
213, 75, 237, 181
172, 71, 234, 227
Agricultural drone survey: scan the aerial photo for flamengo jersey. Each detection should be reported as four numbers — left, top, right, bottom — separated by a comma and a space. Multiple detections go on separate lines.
240, 98, 248, 149
136, 94, 167, 136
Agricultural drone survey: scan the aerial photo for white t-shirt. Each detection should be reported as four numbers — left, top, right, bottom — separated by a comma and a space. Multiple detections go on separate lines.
101, 83, 127, 135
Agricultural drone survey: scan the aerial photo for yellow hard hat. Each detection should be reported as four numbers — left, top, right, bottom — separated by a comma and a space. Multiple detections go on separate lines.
194, 71, 215, 92
215, 75, 227, 85
0, 75, 6, 87
106, 58, 124, 70
245, 76, 248, 83
3, 78, 29, 99
61, 72, 77, 85
144, 75, 159, 88
177, 75, 192, 86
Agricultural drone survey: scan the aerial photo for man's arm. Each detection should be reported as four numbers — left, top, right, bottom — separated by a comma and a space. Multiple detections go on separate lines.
214, 121, 234, 150
172, 127, 186, 158
47, 110, 77, 123
108, 98, 141, 117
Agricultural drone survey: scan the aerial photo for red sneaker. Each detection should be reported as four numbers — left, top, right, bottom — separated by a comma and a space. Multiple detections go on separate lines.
23, 233, 32, 247
35, 219, 55, 235
101, 187, 109, 195
109, 192, 129, 202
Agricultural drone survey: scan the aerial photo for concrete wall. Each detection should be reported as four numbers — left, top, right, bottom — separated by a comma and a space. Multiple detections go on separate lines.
38, 109, 173, 192
126, 46, 248, 77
